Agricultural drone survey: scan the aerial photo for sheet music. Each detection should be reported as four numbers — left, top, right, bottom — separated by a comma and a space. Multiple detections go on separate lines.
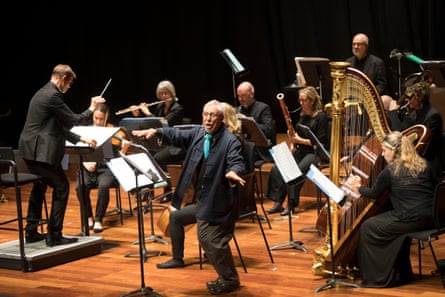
65, 126, 120, 147
269, 142, 302, 183
306, 164, 344, 203
107, 153, 166, 192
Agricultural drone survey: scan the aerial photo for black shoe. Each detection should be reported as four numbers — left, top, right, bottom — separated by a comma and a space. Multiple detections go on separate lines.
159, 194, 172, 204
156, 258, 184, 269
46, 234, 78, 247
207, 278, 240, 295
267, 202, 284, 214
25, 231, 45, 243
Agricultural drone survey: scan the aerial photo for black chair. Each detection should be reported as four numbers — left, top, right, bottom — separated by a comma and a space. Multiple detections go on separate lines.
0, 147, 46, 272
407, 179, 445, 284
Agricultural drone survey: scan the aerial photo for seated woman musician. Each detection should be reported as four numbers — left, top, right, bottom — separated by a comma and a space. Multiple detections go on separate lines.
345, 131, 435, 287
266, 86, 328, 216
75, 103, 130, 233
130, 80, 186, 203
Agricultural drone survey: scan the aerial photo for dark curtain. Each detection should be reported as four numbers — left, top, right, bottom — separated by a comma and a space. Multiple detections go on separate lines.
1, 0, 443, 147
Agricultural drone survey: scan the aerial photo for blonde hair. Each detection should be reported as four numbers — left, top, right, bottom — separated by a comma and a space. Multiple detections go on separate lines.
383, 131, 426, 176
299, 86, 323, 115
221, 102, 242, 135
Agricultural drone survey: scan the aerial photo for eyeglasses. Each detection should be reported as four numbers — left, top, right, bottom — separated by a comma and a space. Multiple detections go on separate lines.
352, 42, 366, 47
202, 112, 220, 119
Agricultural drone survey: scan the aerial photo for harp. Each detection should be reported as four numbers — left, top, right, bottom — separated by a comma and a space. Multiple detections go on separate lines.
312, 62, 431, 278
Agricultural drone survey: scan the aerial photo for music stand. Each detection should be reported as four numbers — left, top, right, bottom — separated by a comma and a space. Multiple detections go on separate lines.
65, 125, 121, 236
268, 142, 307, 252
119, 117, 168, 154
306, 165, 360, 292
296, 57, 331, 102
420, 60, 445, 87
110, 152, 164, 297
220, 48, 249, 105
238, 116, 272, 228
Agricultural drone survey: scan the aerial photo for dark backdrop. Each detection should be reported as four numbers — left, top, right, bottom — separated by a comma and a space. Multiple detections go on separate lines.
1, 0, 444, 147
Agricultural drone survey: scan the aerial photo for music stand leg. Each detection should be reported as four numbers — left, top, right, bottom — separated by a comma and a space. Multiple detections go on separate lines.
270, 206, 307, 252
131, 190, 169, 247
122, 174, 163, 297
126, 188, 164, 261
314, 199, 360, 293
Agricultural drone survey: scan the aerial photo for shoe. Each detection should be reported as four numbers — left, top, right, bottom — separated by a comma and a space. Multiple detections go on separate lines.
280, 205, 304, 216
25, 231, 45, 243
267, 202, 284, 214
46, 233, 78, 247
207, 278, 240, 295
160, 193, 172, 204
88, 217, 94, 230
156, 258, 184, 269
93, 221, 103, 233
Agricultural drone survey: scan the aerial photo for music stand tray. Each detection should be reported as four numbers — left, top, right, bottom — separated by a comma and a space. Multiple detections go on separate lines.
238, 117, 271, 148
119, 117, 168, 153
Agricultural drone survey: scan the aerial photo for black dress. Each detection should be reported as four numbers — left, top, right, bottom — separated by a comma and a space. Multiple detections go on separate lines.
358, 164, 435, 287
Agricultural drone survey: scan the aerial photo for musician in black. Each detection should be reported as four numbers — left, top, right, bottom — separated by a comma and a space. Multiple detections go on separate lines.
347, 33, 395, 111
236, 81, 275, 160
388, 79, 443, 181
266, 86, 328, 215
131, 80, 186, 203
347, 131, 435, 287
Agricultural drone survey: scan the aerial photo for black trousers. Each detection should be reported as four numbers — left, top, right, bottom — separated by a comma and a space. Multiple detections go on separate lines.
75, 165, 116, 222
197, 219, 238, 282
169, 204, 197, 260
24, 159, 69, 235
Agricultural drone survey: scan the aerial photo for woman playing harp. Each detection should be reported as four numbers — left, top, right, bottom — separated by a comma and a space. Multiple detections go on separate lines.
347, 131, 435, 287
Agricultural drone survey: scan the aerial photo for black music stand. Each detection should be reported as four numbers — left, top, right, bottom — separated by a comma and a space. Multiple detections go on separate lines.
297, 57, 331, 103
111, 152, 164, 297
220, 48, 248, 105
108, 149, 168, 258
119, 117, 168, 154
238, 116, 272, 228
65, 125, 121, 236
268, 142, 307, 252
306, 165, 360, 292
420, 60, 445, 87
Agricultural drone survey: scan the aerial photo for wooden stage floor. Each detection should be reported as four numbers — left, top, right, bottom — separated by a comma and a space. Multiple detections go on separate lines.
1, 173, 445, 297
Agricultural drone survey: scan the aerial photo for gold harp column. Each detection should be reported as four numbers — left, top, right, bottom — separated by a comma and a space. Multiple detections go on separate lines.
328, 62, 350, 185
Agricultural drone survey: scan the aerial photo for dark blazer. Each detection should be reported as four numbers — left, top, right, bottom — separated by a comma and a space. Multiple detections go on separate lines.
161, 125, 246, 223
153, 100, 184, 126
346, 54, 388, 95
236, 100, 274, 142
19, 81, 93, 166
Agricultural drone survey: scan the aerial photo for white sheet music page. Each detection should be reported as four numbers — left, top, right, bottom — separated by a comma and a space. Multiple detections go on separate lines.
65, 126, 120, 147
269, 142, 302, 183
306, 164, 345, 203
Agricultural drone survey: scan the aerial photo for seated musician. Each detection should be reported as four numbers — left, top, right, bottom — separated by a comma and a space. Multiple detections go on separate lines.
236, 81, 275, 160
130, 80, 185, 203
387, 75, 444, 181
345, 131, 435, 287
75, 103, 130, 233
266, 86, 328, 215
346, 33, 395, 111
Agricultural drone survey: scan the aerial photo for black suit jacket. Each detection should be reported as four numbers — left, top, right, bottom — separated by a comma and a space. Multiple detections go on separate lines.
19, 81, 93, 166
